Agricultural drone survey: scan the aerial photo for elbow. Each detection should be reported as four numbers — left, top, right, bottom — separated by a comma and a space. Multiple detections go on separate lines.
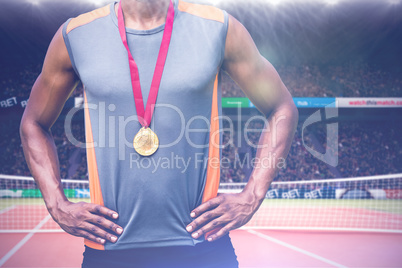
286, 98, 299, 131
19, 115, 44, 143
289, 99, 299, 125
276, 95, 298, 119
20, 115, 32, 144
20, 112, 53, 145
273, 97, 298, 131
20, 115, 28, 139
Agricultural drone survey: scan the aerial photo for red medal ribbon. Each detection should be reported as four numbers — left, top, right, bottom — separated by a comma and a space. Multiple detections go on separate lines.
118, 0, 174, 128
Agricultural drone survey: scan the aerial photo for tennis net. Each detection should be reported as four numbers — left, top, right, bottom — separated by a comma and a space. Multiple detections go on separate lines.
0, 175, 89, 233
1, 174, 402, 233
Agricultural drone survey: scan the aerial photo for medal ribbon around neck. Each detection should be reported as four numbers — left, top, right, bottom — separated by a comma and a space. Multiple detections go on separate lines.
117, 0, 174, 156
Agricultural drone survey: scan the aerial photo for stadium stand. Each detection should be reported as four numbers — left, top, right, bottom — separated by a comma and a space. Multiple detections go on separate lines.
2, 63, 401, 100
221, 63, 402, 98
1, 113, 401, 183
1, 63, 401, 183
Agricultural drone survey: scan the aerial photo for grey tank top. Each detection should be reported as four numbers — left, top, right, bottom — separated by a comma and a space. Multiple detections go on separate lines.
63, 0, 228, 250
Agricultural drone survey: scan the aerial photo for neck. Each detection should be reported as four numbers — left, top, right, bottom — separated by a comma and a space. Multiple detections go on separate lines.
117, 0, 170, 30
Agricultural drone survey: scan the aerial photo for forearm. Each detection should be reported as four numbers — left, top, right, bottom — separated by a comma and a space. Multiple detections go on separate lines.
187, 101, 298, 241
20, 119, 68, 212
242, 101, 298, 207
20, 116, 123, 244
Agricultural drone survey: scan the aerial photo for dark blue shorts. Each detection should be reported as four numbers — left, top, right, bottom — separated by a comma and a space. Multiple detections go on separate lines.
82, 234, 239, 268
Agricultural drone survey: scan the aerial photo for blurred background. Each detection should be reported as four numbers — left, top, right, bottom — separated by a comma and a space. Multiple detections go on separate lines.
1, 0, 401, 182
1, 1, 402, 267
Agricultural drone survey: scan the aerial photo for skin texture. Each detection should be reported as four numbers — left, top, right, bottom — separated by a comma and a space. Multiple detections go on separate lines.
20, 0, 298, 245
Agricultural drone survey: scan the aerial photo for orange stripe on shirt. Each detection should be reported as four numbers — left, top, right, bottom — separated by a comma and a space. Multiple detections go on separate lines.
66, 5, 110, 34
178, 0, 224, 23
202, 74, 220, 203
83, 91, 105, 250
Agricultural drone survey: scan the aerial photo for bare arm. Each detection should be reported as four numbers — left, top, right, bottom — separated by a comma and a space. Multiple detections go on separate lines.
222, 15, 298, 202
20, 26, 123, 245
187, 15, 298, 241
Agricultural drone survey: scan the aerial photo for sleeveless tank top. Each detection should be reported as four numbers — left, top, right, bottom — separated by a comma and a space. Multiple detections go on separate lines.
63, 0, 228, 250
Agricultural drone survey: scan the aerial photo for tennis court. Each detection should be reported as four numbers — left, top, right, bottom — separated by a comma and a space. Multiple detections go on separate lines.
1, 229, 402, 267
1, 194, 402, 267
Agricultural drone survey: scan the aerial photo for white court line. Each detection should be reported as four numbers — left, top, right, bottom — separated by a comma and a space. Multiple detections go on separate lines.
0, 205, 17, 215
0, 214, 52, 267
247, 229, 348, 268
0, 229, 64, 233
241, 226, 402, 234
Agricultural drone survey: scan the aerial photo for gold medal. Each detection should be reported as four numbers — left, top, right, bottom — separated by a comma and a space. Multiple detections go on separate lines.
133, 127, 159, 156
118, 1, 174, 157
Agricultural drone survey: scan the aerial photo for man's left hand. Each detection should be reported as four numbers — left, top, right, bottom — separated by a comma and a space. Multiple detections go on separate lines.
186, 192, 261, 242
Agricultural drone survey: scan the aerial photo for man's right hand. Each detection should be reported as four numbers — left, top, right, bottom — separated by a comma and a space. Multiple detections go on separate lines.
50, 201, 123, 245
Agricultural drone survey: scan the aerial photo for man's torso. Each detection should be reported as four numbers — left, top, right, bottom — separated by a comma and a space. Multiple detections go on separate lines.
63, 0, 228, 250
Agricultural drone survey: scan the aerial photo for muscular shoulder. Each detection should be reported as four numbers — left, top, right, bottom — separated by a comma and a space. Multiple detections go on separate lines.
223, 15, 260, 66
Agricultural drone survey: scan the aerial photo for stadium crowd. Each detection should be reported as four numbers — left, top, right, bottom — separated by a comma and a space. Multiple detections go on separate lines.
222, 63, 402, 98
1, 63, 401, 182
219, 120, 402, 183
1, 118, 401, 183
1, 63, 401, 101
0, 63, 83, 101
0, 119, 86, 179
